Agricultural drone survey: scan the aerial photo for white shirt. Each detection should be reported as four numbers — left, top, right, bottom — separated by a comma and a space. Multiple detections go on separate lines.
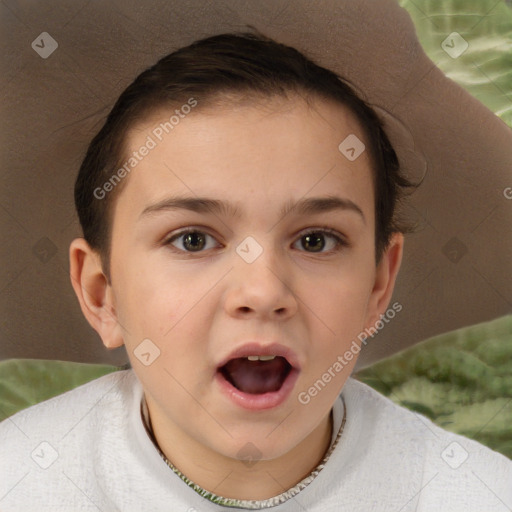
0, 369, 510, 511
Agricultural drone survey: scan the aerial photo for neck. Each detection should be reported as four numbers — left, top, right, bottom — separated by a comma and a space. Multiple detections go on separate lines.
143, 399, 334, 501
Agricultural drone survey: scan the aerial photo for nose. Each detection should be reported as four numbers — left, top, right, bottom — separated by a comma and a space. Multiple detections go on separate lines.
224, 241, 299, 321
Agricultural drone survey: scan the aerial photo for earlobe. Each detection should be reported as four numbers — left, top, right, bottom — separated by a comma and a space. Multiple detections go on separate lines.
364, 232, 404, 330
69, 238, 124, 349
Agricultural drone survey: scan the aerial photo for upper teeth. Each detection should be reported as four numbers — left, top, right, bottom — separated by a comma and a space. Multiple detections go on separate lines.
247, 355, 276, 361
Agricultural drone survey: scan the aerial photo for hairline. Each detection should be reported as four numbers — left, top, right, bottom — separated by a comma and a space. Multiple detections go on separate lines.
100, 89, 382, 282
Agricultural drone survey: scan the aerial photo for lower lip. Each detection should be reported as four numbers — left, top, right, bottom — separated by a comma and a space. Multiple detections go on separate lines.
215, 368, 300, 411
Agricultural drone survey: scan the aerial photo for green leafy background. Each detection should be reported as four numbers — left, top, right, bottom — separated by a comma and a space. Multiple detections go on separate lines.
400, 0, 512, 127
1, 0, 511, 458
355, 314, 512, 458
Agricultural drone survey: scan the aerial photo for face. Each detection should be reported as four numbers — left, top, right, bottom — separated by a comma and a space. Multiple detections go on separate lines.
91, 94, 401, 462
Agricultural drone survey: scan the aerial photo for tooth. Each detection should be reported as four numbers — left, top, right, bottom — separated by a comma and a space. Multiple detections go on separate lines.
246, 355, 276, 361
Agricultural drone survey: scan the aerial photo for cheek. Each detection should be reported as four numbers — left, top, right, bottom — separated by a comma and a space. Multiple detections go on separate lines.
111, 256, 177, 338
297, 274, 370, 400
115, 255, 219, 345
301, 261, 374, 330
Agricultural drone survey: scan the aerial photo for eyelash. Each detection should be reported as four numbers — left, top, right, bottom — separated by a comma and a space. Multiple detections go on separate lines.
163, 226, 348, 256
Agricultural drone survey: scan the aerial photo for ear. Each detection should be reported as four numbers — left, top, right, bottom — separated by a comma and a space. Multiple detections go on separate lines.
69, 238, 124, 349
363, 232, 404, 331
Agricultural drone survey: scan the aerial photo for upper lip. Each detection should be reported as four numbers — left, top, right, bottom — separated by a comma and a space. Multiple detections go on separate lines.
216, 342, 302, 370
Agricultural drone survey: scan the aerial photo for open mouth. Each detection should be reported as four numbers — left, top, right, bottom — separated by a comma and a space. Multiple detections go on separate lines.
218, 355, 293, 395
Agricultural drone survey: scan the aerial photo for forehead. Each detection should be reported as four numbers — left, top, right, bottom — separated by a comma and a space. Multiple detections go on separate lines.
113, 94, 374, 228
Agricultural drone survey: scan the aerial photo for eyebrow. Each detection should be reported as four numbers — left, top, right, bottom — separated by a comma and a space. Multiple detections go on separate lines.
139, 195, 366, 224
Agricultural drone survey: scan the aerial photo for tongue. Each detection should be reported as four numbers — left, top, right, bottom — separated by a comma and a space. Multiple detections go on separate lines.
220, 357, 291, 394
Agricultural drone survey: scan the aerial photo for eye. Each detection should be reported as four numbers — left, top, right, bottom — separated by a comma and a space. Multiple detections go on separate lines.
292, 228, 347, 254
164, 227, 347, 255
165, 228, 220, 253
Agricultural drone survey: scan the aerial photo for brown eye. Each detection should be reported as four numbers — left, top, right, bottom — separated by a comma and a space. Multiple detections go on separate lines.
166, 229, 217, 253
293, 229, 346, 254
301, 232, 325, 252
182, 232, 206, 251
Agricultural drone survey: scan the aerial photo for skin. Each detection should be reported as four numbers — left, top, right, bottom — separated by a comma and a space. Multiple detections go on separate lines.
69, 93, 403, 500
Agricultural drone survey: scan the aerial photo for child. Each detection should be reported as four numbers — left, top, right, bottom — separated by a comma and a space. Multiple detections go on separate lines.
1, 31, 511, 511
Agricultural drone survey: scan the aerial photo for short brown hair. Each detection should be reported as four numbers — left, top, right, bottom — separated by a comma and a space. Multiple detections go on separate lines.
74, 30, 416, 281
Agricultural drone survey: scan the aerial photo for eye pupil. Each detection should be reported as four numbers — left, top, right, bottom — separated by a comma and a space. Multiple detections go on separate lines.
170, 229, 340, 255
303, 233, 325, 252
183, 232, 206, 251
